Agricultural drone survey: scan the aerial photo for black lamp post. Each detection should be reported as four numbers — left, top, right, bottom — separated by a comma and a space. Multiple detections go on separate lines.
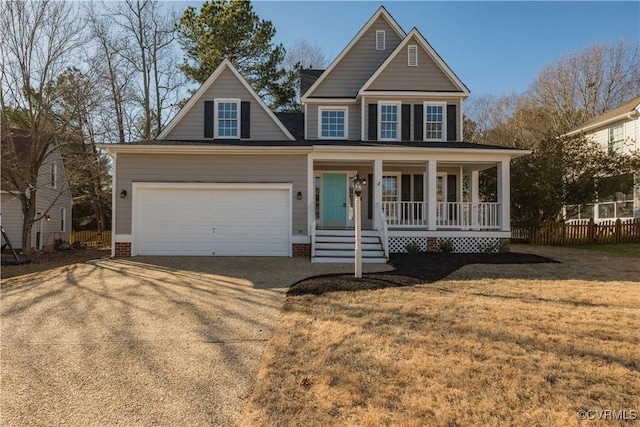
351, 172, 366, 278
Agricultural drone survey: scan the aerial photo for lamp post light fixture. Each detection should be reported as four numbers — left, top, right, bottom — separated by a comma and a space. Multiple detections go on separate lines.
351, 172, 366, 278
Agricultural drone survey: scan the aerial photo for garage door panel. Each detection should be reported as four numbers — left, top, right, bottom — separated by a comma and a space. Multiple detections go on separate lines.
134, 186, 290, 256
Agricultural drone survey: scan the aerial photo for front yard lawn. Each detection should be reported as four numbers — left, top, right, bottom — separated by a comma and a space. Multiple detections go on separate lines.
239, 245, 640, 427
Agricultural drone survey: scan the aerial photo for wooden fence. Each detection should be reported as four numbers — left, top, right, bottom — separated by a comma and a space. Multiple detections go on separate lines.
512, 218, 640, 245
70, 230, 112, 248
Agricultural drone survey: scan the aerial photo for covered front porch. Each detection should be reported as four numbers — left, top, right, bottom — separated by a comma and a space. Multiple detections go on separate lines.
307, 147, 518, 259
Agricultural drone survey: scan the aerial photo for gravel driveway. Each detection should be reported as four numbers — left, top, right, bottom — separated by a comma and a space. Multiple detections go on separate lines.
1, 257, 390, 426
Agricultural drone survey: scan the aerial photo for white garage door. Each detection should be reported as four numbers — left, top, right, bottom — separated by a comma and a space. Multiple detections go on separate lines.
133, 184, 290, 256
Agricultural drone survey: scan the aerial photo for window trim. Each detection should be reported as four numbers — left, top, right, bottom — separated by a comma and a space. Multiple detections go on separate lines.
214, 98, 241, 139
408, 45, 418, 66
423, 101, 447, 142
60, 207, 66, 232
378, 101, 402, 141
318, 106, 349, 140
376, 30, 385, 50
50, 163, 57, 189
608, 124, 624, 154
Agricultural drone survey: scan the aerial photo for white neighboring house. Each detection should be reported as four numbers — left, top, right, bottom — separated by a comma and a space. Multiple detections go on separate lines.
1, 131, 73, 251
564, 96, 640, 222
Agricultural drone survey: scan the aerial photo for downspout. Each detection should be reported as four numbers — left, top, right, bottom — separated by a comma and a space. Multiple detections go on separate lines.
110, 152, 117, 258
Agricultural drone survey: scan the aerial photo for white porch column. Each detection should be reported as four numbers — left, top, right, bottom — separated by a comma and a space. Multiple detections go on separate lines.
373, 159, 383, 226
470, 170, 479, 229
497, 160, 511, 231
307, 154, 314, 234
426, 160, 437, 230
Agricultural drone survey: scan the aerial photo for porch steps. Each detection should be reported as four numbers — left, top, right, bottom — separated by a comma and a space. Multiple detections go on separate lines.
312, 229, 387, 263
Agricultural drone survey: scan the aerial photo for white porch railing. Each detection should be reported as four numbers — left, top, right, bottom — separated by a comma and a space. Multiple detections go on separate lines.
374, 203, 389, 260
565, 200, 635, 223
310, 212, 317, 258
437, 202, 500, 229
381, 201, 500, 229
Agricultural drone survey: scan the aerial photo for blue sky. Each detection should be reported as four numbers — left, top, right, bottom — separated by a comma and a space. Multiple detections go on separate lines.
169, 1, 640, 99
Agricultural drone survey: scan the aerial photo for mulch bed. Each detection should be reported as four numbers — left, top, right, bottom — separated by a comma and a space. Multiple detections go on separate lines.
288, 252, 559, 296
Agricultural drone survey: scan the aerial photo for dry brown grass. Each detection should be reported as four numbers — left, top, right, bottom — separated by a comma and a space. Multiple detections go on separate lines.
239, 245, 640, 427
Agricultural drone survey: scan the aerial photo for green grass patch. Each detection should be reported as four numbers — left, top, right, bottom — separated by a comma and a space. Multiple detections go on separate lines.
571, 242, 640, 257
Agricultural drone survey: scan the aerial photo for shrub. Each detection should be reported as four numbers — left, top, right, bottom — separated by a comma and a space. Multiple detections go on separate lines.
437, 238, 454, 254
405, 241, 422, 255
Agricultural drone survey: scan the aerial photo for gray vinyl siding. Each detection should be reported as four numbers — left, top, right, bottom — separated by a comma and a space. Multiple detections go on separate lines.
35, 147, 73, 249
306, 103, 360, 140
0, 194, 23, 247
164, 67, 290, 141
364, 98, 462, 141
367, 36, 461, 92
115, 153, 308, 235
311, 17, 402, 98
0, 145, 72, 250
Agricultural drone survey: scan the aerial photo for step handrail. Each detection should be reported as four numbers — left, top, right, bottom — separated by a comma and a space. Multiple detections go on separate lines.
375, 203, 389, 260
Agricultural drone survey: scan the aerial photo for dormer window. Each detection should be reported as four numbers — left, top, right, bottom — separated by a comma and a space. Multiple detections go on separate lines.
376, 30, 385, 50
319, 107, 348, 139
215, 99, 240, 139
424, 102, 446, 141
408, 45, 418, 66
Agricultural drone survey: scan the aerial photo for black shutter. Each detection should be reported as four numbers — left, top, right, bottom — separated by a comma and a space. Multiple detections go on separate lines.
401, 104, 411, 141
368, 104, 377, 140
204, 101, 214, 138
447, 175, 457, 222
447, 175, 457, 202
414, 174, 424, 201
241, 101, 250, 139
414, 104, 423, 141
367, 174, 373, 219
447, 104, 457, 141
401, 175, 411, 201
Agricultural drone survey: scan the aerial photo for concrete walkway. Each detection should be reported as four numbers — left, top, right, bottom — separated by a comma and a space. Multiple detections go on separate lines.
1, 257, 390, 426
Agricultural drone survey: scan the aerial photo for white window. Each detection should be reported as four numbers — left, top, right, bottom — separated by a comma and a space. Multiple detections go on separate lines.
50, 163, 57, 189
378, 102, 401, 141
318, 107, 348, 139
608, 124, 624, 154
376, 30, 385, 50
60, 208, 66, 232
424, 102, 446, 141
408, 45, 418, 66
214, 99, 240, 139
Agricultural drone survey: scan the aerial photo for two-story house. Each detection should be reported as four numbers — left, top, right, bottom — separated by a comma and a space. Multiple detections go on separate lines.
564, 95, 640, 222
1, 130, 73, 252
101, 6, 528, 261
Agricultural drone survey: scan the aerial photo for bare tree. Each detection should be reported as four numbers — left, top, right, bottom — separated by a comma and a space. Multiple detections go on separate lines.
283, 38, 330, 111
108, 0, 186, 139
0, 0, 84, 255
528, 40, 640, 133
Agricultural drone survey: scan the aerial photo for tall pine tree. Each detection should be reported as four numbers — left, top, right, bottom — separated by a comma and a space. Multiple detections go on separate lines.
176, 0, 295, 110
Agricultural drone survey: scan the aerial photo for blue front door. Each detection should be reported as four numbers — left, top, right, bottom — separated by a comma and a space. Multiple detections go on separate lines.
322, 173, 347, 227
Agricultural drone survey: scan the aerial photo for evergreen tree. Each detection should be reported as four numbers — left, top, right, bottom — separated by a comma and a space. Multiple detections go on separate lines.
176, 0, 295, 110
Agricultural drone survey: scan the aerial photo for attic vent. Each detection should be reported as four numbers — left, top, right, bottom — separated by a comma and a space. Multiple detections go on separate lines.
376, 30, 385, 50
408, 45, 418, 66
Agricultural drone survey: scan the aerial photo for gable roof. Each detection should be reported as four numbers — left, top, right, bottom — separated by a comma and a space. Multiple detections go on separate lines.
566, 95, 640, 136
300, 69, 325, 97
359, 27, 469, 95
301, 6, 406, 101
1, 129, 62, 192
157, 58, 295, 141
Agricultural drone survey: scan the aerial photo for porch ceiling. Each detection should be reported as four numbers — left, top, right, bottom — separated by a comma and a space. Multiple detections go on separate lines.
313, 159, 500, 172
